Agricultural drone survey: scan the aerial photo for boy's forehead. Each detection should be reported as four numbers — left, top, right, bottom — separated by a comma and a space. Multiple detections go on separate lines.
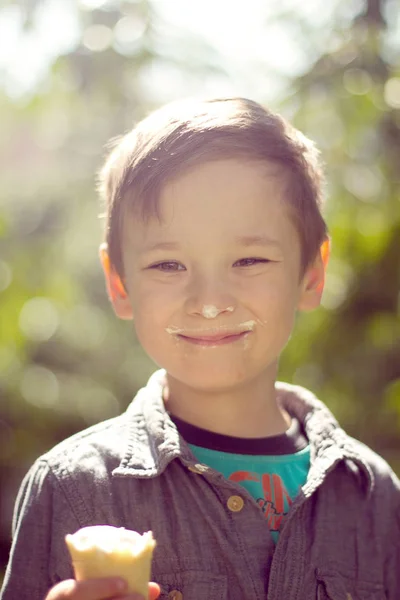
122, 159, 298, 255
150, 158, 286, 218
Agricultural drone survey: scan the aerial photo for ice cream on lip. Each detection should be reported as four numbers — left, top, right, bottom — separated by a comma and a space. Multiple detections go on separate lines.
165, 319, 256, 339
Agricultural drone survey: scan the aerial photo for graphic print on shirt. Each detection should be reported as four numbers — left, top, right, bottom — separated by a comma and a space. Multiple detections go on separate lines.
229, 471, 292, 532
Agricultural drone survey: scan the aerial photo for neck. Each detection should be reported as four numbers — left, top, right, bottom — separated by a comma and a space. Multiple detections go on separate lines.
164, 367, 290, 439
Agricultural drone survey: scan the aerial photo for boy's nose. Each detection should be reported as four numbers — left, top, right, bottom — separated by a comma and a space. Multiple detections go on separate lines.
184, 276, 236, 318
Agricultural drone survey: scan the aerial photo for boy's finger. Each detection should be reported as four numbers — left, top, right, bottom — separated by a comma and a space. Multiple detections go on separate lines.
148, 583, 161, 600
46, 577, 128, 600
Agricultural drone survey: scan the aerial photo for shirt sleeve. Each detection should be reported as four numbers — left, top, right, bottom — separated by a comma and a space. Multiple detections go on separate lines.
0, 458, 78, 600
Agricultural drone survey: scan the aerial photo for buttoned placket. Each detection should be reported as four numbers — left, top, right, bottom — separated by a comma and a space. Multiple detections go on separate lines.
182, 457, 275, 599
267, 489, 309, 600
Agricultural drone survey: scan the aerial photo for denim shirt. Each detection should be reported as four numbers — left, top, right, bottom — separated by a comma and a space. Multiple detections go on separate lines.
2, 370, 400, 600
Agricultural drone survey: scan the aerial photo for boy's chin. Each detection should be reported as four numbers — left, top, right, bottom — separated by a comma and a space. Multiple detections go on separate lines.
166, 364, 257, 394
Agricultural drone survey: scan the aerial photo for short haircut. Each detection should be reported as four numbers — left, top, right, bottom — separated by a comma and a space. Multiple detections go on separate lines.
98, 97, 328, 278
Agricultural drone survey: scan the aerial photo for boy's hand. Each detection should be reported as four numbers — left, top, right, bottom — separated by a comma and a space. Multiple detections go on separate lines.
45, 578, 160, 600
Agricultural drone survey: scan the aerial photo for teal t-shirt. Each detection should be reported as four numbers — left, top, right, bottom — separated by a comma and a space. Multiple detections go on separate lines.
170, 413, 311, 544
188, 443, 310, 543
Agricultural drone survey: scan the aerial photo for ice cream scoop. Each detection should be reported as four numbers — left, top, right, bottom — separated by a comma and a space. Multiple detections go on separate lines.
65, 525, 156, 597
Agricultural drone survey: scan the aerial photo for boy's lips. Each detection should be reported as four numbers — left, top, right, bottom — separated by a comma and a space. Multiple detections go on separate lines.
178, 330, 251, 346
165, 320, 256, 347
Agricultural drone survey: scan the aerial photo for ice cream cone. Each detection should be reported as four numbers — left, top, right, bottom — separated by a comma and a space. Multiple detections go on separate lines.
65, 526, 156, 597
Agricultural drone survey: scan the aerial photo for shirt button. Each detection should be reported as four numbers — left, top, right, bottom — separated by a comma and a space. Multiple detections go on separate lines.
168, 591, 183, 600
227, 495, 244, 512
188, 463, 208, 474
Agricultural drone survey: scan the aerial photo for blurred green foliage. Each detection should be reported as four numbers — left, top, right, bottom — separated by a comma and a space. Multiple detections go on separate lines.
0, 0, 399, 584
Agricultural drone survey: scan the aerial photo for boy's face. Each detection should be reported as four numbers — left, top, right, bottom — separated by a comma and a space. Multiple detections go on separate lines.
101, 159, 327, 392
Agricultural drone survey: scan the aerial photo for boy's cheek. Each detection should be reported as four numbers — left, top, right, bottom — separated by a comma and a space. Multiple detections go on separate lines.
132, 307, 170, 345
131, 287, 183, 320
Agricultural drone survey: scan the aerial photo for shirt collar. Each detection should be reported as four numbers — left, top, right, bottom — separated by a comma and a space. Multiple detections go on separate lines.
276, 382, 374, 496
113, 370, 373, 495
113, 370, 194, 478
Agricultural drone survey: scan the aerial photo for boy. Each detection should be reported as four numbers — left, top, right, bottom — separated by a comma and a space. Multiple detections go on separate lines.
1, 97, 400, 600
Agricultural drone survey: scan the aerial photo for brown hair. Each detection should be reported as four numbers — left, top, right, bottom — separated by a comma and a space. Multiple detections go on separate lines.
98, 97, 328, 278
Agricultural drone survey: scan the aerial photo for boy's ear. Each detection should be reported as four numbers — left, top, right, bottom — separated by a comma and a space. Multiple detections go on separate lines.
297, 238, 330, 312
99, 243, 133, 320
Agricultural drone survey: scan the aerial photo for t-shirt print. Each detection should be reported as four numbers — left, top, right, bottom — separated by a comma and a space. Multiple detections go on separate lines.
229, 471, 292, 533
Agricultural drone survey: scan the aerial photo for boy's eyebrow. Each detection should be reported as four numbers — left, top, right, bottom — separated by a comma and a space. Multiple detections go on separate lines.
236, 234, 281, 247
143, 241, 180, 252
143, 236, 282, 252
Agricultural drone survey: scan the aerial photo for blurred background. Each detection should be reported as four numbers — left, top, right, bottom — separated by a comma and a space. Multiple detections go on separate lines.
0, 0, 399, 583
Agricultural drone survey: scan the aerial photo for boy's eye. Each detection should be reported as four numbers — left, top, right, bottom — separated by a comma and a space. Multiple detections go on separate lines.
234, 257, 270, 267
149, 261, 185, 272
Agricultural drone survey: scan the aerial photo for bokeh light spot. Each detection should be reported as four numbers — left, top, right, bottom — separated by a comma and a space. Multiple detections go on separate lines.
83, 25, 112, 52
20, 365, 59, 408
19, 297, 59, 342
113, 16, 146, 56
